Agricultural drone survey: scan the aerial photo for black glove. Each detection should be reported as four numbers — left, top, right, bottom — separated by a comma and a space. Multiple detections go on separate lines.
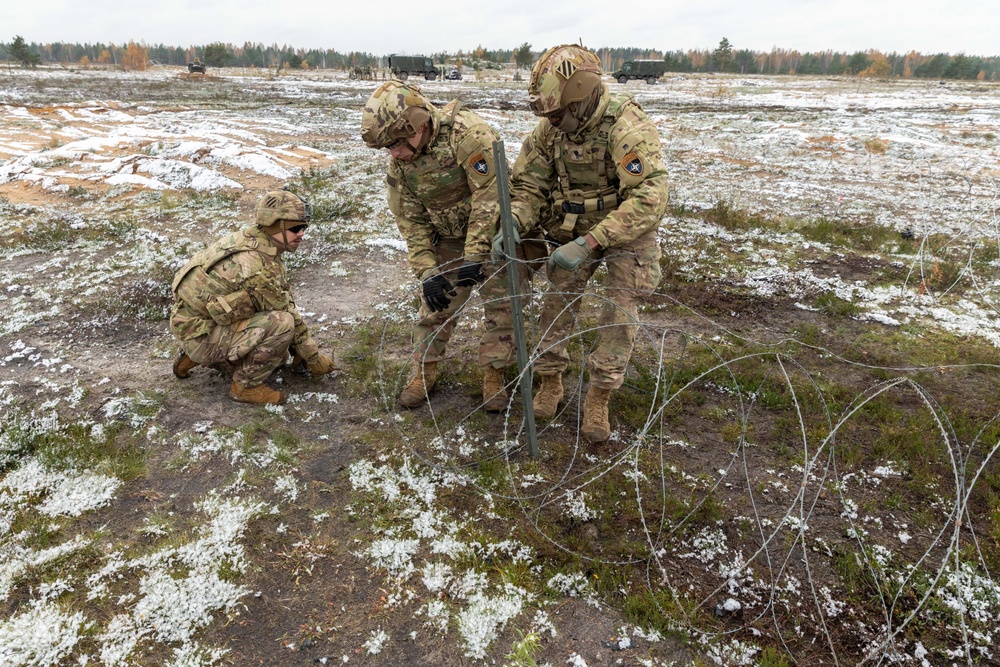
289, 351, 309, 374
422, 274, 456, 312
455, 261, 485, 287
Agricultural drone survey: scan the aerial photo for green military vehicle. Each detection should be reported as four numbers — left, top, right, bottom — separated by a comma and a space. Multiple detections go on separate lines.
611, 60, 666, 85
387, 54, 439, 81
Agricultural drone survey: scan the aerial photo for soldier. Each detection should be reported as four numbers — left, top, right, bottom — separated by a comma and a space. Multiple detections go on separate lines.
169, 190, 337, 405
502, 44, 669, 442
361, 80, 527, 411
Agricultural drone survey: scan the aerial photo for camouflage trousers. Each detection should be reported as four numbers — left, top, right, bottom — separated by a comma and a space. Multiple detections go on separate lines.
534, 230, 662, 389
181, 310, 295, 387
412, 237, 532, 368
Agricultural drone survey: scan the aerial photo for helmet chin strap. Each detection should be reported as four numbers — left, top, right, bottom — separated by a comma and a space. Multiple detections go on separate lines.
404, 122, 431, 156
557, 86, 602, 135
268, 219, 294, 253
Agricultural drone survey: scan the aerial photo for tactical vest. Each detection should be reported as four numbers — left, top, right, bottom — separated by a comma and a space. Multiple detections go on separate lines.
551, 94, 632, 236
170, 229, 265, 339
395, 100, 472, 239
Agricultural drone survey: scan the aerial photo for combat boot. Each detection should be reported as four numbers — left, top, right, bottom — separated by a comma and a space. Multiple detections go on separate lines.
482, 365, 508, 413
173, 352, 198, 379
399, 362, 438, 408
229, 381, 286, 405
532, 373, 564, 420
581, 386, 612, 443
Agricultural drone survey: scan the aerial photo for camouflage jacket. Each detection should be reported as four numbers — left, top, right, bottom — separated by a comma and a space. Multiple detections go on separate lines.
509, 91, 669, 247
386, 100, 503, 280
169, 226, 319, 359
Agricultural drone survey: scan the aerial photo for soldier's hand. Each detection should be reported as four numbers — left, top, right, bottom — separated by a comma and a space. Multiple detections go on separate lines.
422, 274, 456, 312
491, 227, 521, 262
307, 353, 339, 376
456, 261, 485, 287
548, 236, 593, 272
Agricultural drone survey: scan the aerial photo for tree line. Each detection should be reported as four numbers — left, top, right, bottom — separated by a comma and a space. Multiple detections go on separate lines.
0, 38, 383, 71
2, 36, 998, 80
594, 39, 999, 80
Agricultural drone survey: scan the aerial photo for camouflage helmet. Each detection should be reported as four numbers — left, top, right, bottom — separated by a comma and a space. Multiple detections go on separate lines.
255, 190, 311, 230
528, 44, 603, 117
360, 80, 433, 149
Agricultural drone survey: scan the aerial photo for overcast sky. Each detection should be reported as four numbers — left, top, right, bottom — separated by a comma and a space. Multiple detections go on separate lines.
6, 0, 997, 57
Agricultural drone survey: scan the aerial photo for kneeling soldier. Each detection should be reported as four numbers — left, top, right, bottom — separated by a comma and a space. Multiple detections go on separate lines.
169, 190, 337, 404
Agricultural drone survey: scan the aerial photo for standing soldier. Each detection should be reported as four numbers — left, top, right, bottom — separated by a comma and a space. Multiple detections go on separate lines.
170, 190, 337, 404
505, 44, 669, 442
361, 80, 525, 411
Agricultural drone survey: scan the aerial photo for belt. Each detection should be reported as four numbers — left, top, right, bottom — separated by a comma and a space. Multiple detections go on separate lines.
560, 193, 622, 215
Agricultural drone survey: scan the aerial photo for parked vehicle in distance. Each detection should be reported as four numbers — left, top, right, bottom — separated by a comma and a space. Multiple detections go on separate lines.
611, 60, 666, 85
388, 55, 439, 81
444, 69, 462, 80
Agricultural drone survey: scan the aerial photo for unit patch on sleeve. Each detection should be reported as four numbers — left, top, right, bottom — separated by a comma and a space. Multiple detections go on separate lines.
620, 152, 644, 176
469, 153, 490, 176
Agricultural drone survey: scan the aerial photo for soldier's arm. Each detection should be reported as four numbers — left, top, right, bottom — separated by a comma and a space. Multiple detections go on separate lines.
387, 168, 438, 280
239, 256, 318, 356
509, 123, 557, 234
285, 300, 319, 358
587, 108, 669, 249
453, 119, 502, 261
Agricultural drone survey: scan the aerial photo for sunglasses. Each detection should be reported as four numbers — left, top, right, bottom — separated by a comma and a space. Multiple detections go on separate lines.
287, 224, 308, 234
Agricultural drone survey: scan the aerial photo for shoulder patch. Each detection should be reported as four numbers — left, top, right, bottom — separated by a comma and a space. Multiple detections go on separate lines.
620, 152, 644, 176
469, 152, 490, 176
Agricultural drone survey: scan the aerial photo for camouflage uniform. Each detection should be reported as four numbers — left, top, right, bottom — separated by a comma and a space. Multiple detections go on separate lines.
170, 226, 320, 387
510, 87, 668, 389
382, 96, 524, 368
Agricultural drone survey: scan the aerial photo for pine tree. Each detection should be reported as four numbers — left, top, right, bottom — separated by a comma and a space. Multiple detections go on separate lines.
712, 37, 733, 72
203, 43, 232, 68
8, 35, 41, 68
514, 42, 533, 70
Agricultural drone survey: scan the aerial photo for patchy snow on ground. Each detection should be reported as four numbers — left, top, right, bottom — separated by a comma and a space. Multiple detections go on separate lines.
2, 67, 1000, 666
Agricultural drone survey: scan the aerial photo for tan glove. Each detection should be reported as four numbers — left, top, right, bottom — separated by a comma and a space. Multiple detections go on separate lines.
305, 353, 339, 376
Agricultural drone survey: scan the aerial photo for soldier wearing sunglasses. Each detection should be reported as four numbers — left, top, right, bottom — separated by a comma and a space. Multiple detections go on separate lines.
169, 190, 337, 405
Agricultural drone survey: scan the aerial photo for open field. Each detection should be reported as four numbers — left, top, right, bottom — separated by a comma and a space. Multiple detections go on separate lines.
1, 65, 1000, 666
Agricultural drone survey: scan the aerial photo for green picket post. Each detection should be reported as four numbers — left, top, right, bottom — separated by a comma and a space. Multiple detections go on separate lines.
492, 139, 538, 459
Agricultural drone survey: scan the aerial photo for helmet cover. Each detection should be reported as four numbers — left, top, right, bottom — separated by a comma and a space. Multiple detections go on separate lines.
528, 44, 603, 117
255, 190, 312, 230
361, 80, 433, 148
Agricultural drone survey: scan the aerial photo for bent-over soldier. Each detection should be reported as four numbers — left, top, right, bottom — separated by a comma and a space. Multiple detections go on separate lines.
505, 44, 669, 442
170, 190, 337, 405
361, 80, 529, 411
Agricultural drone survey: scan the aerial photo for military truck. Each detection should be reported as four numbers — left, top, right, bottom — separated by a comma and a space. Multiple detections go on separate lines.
612, 60, 666, 85
388, 54, 438, 81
